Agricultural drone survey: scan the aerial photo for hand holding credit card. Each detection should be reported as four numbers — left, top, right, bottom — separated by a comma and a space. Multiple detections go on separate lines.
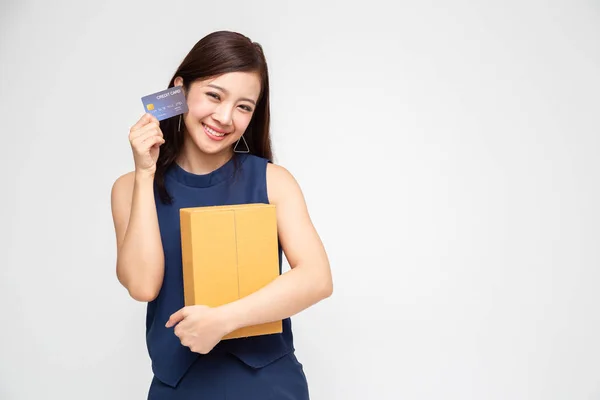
141, 86, 189, 121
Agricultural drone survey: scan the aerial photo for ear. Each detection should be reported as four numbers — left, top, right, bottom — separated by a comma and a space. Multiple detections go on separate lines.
174, 76, 184, 88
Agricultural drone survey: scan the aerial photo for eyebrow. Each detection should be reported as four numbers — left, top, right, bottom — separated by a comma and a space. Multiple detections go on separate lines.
207, 84, 257, 105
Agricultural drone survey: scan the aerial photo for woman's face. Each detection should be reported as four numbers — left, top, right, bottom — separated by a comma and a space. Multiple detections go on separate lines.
174, 72, 261, 156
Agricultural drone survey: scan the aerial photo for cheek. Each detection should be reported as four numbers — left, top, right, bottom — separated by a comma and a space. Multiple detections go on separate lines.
186, 99, 211, 119
238, 119, 251, 132
238, 113, 254, 129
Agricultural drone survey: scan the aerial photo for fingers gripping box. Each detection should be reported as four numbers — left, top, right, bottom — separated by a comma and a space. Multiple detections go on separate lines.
179, 203, 283, 339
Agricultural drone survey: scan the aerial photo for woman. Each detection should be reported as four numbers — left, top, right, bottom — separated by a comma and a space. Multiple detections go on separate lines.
110, 30, 333, 399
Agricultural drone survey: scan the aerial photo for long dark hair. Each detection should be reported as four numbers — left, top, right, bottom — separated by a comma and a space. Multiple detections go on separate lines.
155, 31, 273, 204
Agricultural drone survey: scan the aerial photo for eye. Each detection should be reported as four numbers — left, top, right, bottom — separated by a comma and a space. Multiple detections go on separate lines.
206, 92, 220, 100
239, 105, 253, 112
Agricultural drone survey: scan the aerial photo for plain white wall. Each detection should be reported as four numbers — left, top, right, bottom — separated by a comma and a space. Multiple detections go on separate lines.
1, 0, 599, 399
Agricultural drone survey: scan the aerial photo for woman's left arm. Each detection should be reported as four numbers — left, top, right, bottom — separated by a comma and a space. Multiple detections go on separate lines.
219, 163, 333, 331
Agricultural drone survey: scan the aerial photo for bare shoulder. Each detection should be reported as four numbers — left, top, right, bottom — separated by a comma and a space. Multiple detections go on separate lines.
110, 171, 136, 238
111, 171, 135, 204
266, 162, 304, 205
265, 162, 330, 280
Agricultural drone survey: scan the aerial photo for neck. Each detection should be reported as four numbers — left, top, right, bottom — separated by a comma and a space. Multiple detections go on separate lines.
177, 136, 234, 175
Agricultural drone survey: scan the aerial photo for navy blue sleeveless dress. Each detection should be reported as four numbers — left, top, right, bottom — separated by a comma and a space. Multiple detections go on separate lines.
145, 153, 309, 399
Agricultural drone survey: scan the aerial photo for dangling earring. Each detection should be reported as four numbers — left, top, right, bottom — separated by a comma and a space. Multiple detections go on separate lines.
177, 114, 182, 132
233, 134, 249, 153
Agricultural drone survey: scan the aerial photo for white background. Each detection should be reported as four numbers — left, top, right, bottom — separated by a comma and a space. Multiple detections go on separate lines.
1, 0, 599, 399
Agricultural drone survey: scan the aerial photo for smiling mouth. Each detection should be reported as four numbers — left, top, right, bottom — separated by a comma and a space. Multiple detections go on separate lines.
202, 122, 231, 137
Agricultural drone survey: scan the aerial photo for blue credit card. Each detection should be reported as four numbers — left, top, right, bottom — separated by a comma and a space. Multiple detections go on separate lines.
141, 86, 189, 121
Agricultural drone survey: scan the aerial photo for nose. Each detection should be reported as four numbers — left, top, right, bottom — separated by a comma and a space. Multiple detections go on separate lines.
213, 104, 233, 127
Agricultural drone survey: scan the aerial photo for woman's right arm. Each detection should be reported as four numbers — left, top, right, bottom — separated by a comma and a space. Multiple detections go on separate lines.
111, 171, 164, 302
110, 113, 166, 302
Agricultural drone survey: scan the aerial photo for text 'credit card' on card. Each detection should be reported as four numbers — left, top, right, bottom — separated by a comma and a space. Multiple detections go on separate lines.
141, 86, 188, 121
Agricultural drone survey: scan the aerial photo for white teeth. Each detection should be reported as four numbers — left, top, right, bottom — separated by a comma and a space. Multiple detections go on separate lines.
204, 124, 226, 137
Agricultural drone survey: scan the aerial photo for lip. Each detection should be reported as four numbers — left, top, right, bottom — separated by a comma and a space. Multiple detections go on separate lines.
202, 122, 231, 134
202, 123, 229, 141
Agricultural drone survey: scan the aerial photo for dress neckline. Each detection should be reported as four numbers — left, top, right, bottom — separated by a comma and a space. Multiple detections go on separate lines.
168, 153, 247, 188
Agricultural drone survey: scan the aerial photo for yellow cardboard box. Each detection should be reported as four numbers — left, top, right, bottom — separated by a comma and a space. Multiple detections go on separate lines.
179, 203, 282, 340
